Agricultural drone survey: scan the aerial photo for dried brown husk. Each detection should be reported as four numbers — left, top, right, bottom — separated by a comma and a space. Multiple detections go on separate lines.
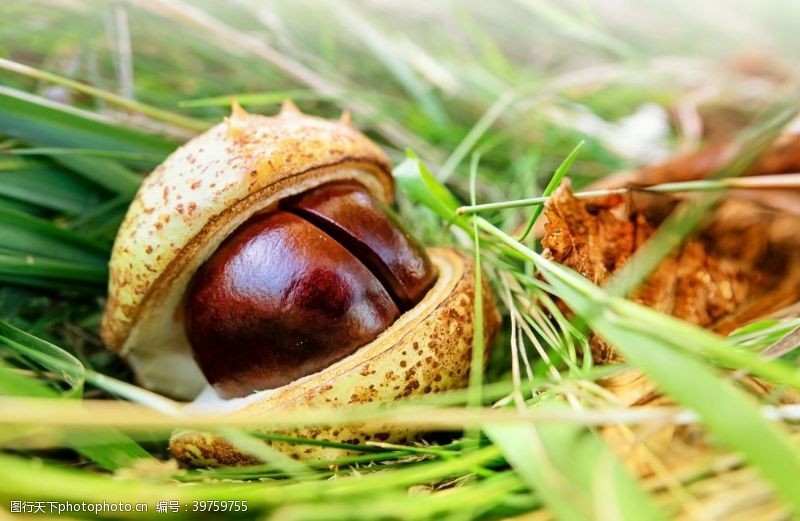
541, 182, 800, 363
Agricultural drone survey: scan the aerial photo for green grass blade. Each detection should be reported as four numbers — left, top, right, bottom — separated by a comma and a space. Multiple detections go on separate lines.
0, 194, 43, 215
0, 86, 176, 156
52, 154, 141, 197
0, 321, 90, 396
0, 274, 103, 293
0, 255, 107, 285
0, 323, 150, 471
0, 156, 108, 214
466, 153, 487, 444
439, 91, 517, 181
0, 366, 150, 470
0, 87, 173, 196
516, 140, 584, 241
394, 151, 463, 223
0, 445, 504, 506
0, 206, 110, 264
7, 147, 164, 163
486, 413, 666, 521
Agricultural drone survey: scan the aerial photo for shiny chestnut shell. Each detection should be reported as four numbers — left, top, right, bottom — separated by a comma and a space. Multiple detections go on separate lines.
184, 210, 400, 398
184, 182, 436, 398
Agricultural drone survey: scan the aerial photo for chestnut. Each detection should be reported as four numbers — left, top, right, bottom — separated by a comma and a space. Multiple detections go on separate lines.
184, 182, 436, 399
101, 101, 499, 464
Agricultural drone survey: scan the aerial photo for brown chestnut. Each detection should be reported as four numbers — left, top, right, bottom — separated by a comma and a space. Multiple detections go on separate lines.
184, 182, 436, 399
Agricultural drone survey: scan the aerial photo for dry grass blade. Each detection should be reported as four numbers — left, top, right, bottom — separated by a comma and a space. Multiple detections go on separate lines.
0, 58, 208, 133
1, 396, 800, 431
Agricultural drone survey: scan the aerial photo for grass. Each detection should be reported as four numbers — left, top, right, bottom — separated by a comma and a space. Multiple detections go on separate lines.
1, 0, 800, 519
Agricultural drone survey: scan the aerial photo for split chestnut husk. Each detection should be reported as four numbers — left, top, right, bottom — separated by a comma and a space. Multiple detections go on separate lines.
101, 102, 499, 464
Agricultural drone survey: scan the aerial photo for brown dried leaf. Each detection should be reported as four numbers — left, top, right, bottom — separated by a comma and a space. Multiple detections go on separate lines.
594, 132, 800, 193
541, 180, 800, 363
